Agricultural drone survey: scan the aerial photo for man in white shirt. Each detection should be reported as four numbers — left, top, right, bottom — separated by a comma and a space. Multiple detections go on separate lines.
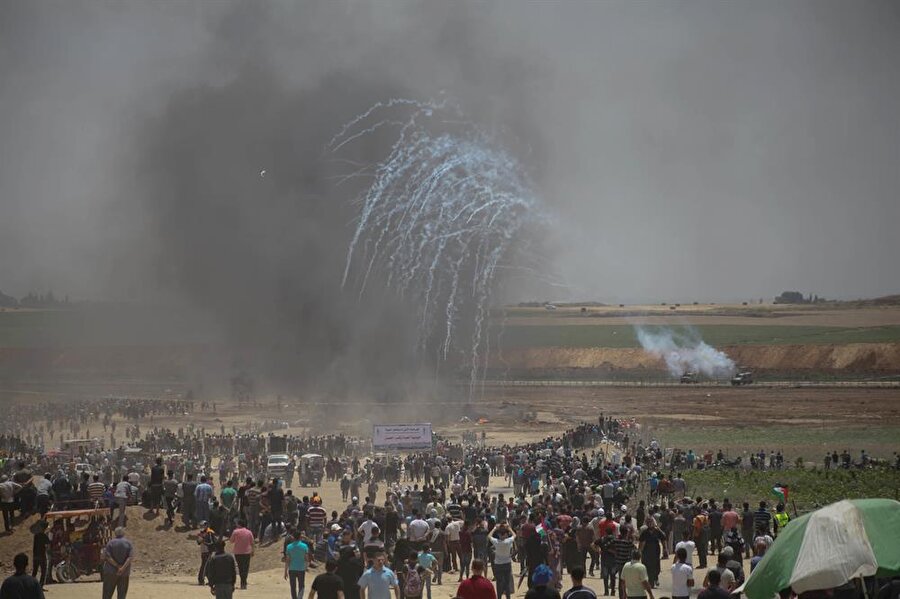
488, 523, 515, 599
114, 475, 132, 527
0, 476, 22, 533
674, 530, 697, 567
407, 511, 430, 549
359, 515, 379, 544
445, 519, 461, 571
671, 547, 694, 599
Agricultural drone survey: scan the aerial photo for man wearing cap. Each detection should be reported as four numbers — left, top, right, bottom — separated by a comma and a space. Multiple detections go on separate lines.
101, 527, 133, 599
197, 521, 217, 585
524, 564, 559, 599
327, 524, 344, 560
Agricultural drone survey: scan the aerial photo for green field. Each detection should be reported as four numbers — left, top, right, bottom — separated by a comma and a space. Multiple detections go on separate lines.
0, 307, 218, 347
639, 424, 900, 460
3, 309, 900, 350
680, 468, 900, 512
496, 324, 900, 348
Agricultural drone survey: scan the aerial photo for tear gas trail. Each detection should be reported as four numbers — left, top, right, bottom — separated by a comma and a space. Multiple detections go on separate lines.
634, 326, 736, 378
333, 100, 546, 394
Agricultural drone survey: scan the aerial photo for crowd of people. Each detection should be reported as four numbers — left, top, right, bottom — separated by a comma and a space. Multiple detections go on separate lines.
1, 398, 898, 599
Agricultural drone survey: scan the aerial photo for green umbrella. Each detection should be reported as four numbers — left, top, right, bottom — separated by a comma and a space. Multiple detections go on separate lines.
742, 498, 900, 599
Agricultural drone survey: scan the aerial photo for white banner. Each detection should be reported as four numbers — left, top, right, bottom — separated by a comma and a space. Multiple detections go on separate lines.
372, 423, 433, 450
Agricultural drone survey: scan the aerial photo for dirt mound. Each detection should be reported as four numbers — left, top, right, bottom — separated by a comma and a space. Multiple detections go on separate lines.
492, 342, 900, 373
726, 343, 900, 371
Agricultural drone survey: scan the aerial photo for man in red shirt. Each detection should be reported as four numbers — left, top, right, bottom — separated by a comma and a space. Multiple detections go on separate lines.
720, 502, 740, 534
456, 559, 496, 599
229, 520, 255, 590
598, 514, 618, 539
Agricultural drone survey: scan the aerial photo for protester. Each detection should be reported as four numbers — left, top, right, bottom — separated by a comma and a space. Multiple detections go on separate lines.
204, 540, 238, 599
0, 553, 44, 599
562, 566, 596, 599
357, 552, 399, 599
338, 546, 365, 599
638, 517, 666, 587
197, 521, 217, 585
101, 527, 133, 599
285, 532, 311, 599
0, 476, 22, 533
697, 569, 730, 599
457, 558, 498, 599
525, 564, 560, 599
228, 520, 254, 590
30, 520, 49, 589
670, 547, 694, 599
619, 549, 654, 599
311, 559, 346, 599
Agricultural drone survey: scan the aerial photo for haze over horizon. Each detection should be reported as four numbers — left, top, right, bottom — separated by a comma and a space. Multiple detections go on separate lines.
2, 0, 898, 306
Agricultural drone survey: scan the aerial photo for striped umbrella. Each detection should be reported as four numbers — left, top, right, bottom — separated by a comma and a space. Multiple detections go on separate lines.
742, 499, 900, 599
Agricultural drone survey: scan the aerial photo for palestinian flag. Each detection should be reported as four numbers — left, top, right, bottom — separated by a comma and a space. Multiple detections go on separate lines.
741, 499, 900, 599
772, 484, 789, 503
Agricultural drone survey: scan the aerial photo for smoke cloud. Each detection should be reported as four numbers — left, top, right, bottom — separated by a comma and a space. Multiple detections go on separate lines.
635, 326, 736, 379
1, 1, 898, 397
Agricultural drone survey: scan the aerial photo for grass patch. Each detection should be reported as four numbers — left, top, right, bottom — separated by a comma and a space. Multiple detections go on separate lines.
0, 307, 218, 347
645, 425, 900, 453
680, 468, 900, 513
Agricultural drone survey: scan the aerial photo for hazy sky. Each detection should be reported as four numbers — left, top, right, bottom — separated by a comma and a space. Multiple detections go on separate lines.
1, 0, 898, 304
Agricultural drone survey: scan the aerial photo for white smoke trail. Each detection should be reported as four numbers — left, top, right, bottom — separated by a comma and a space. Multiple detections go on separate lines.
634, 326, 736, 379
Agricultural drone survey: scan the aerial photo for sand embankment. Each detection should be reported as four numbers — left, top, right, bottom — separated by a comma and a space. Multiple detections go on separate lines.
491, 343, 900, 373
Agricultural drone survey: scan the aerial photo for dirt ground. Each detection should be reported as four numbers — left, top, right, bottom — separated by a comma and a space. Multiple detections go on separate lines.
2, 385, 898, 596
0, 473, 750, 599
465, 385, 900, 457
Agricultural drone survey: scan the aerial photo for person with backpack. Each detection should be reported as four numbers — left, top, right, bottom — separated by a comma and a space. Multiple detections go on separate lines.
417, 545, 439, 599
401, 552, 429, 599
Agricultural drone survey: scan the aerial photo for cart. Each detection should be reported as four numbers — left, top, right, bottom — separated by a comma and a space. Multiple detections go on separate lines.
299, 453, 324, 486
44, 508, 113, 583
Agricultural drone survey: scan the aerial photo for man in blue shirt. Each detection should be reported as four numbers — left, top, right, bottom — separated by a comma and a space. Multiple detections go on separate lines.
358, 552, 399, 599
285, 534, 310, 599
195, 476, 214, 525
417, 546, 439, 599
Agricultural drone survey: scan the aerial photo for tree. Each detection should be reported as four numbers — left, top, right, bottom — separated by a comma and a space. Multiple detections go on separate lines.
0, 290, 17, 308
774, 291, 806, 304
